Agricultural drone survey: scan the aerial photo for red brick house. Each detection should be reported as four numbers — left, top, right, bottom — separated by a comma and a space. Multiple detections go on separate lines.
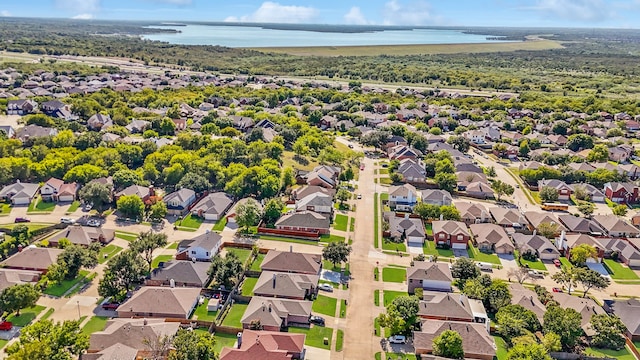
604, 182, 639, 204
431, 220, 470, 250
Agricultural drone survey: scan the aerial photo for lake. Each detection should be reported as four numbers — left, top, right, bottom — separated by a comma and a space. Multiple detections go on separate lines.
142, 25, 513, 48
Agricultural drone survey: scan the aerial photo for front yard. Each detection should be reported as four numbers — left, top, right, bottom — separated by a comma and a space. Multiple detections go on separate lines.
333, 214, 348, 231
467, 245, 502, 265
5, 305, 46, 327
383, 290, 406, 307
176, 214, 204, 230
603, 259, 640, 280
0, 203, 11, 216
289, 326, 333, 350
27, 197, 56, 213
151, 255, 173, 269
382, 239, 407, 252
422, 240, 453, 258
312, 295, 337, 317
212, 217, 227, 231
66, 201, 81, 214
44, 270, 91, 297
382, 267, 406, 283
98, 244, 123, 264
518, 255, 547, 271
221, 303, 248, 328
82, 316, 108, 335
114, 231, 138, 242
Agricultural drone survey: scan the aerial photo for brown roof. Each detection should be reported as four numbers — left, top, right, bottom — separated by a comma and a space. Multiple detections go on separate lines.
469, 224, 514, 250
89, 318, 180, 352
413, 320, 496, 358
454, 202, 489, 221
1, 246, 63, 272
508, 284, 546, 322
241, 296, 312, 328
48, 225, 114, 246
418, 292, 475, 320
551, 292, 606, 336
253, 271, 318, 299
431, 221, 469, 237
220, 330, 305, 360
0, 268, 40, 292
82, 343, 138, 360
117, 287, 200, 318
406, 262, 453, 283
260, 250, 322, 275
524, 211, 565, 230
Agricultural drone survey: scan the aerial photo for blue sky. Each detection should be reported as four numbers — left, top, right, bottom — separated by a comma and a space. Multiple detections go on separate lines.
0, 0, 639, 28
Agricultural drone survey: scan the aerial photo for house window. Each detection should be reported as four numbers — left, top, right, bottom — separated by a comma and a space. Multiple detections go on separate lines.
439, 234, 445, 239
191, 250, 196, 255
457, 235, 463, 241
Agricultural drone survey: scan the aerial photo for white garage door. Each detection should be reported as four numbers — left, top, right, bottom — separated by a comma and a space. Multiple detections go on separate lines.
59, 195, 74, 202
452, 243, 467, 250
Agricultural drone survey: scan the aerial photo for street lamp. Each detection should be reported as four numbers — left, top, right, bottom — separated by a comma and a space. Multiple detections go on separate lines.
77, 300, 81, 320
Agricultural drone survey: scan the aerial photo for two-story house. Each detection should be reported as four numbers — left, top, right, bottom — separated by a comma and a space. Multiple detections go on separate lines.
388, 184, 418, 211
431, 220, 470, 250
538, 179, 573, 201
163, 188, 197, 216
40, 178, 78, 203
604, 182, 639, 204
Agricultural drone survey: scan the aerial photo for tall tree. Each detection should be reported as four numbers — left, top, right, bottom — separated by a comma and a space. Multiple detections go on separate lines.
506, 343, 552, 360
551, 267, 577, 295
6, 319, 89, 360
569, 244, 597, 266
496, 305, 541, 343
169, 328, 218, 360
322, 241, 352, 268
432, 330, 464, 359
451, 257, 480, 285
177, 173, 211, 194
491, 180, 515, 201
543, 306, 583, 348
335, 188, 350, 206
98, 250, 147, 301
262, 198, 285, 225
57, 244, 99, 279
78, 182, 112, 213
590, 314, 626, 350
235, 199, 261, 232
377, 295, 420, 335
537, 222, 560, 239
0, 284, 40, 316
149, 201, 168, 222
539, 186, 559, 203
208, 252, 243, 289
573, 267, 610, 297
116, 194, 145, 221
131, 231, 168, 272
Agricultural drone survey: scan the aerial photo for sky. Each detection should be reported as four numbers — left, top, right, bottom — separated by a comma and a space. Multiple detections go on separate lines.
0, 0, 639, 28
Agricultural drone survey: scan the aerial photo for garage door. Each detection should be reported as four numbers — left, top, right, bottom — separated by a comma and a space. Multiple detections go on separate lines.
59, 195, 74, 202
452, 243, 467, 250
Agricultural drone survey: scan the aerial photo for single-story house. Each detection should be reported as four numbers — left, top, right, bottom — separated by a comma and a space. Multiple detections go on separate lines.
1, 246, 64, 273
469, 223, 514, 254
146, 260, 211, 288
465, 182, 495, 200
523, 212, 565, 233
570, 183, 605, 202
253, 271, 318, 300
388, 213, 426, 246
175, 231, 222, 262
557, 233, 605, 261
241, 296, 312, 331
260, 250, 322, 275
512, 233, 560, 261
163, 188, 197, 216
593, 215, 640, 238
407, 261, 452, 294
552, 292, 606, 337
0, 182, 40, 205
414, 320, 496, 360
0, 268, 41, 292
509, 283, 546, 323
220, 330, 306, 360
275, 211, 330, 235
48, 225, 114, 247
538, 179, 573, 201
432, 221, 470, 250
418, 292, 488, 325
603, 298, 640, 341
87, 318, 180, 355
116, 287, 201, 319
420, 190, 452, 206
558, 215, 605, 235
114, 185, 153, 203
489, 207, 527, 228
455, 202, 490, 226
190, 192, 234, 221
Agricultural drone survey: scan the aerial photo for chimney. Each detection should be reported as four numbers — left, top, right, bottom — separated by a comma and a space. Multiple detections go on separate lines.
440, 213, 444, 221
272, 274, 277, 288
533, 229, 537, 236
268, 304, 272, 312
148, 185, 155, 197
404, 213, 410, 219
560, 230, 566, 242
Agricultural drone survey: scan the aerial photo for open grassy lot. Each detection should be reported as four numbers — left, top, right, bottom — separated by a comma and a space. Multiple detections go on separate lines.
382, 267, 406, 283
289, 326, 333, 350
584, 346, 635, 360
27, 197, 56, 213
603, 259, 640, 280
227, 248, 252, 265
151, 255, 173, 269
213, 332, 238, 354
82, 316, 108, 335
44, 270, 90, 297
320, 234, 346, 244
0, 203, 12, 215
221, 303, 248, 328
114, 231, 138, 242
383, 290, 406, 307
212, 217, 227, 231
176, 214, 204, 230
467, 245, 502, 265
382, 239, 407, 252
250, 253, 265, 271
192, 299, 217, 321
422, 240, 453, 257
313, 295, 338, 317
241, 277, 258, 296
5, 305, 46, 327
98, 244, 122, 264
333, 214, 348, 231
282, 151, 319, 172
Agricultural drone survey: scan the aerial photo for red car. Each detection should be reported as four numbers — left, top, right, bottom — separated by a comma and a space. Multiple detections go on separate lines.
14, 217, 30, 223
552, 287, 563, 293
0, 321, 13, 331
102, 302, 120, 310
553, 259, 561, 267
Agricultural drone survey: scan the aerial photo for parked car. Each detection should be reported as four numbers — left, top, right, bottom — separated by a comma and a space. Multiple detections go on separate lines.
102, 302, 120, 310
388, 335, 406, 344
318, 283, 334, 292
476, 262, 493, 271
357, 194, 362, 200
310, 315, 325, 326
552, 287, 563, 293
60, 217, 75, 224
553, 259, 561, 267
0, 321, 13, 331
87, 219, 101, 227
528, 270, 544, 278
348, 144, 354, 148
14, 217, 30, 223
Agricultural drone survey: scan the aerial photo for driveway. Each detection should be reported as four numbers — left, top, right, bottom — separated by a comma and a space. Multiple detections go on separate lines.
498, 254, 519, 269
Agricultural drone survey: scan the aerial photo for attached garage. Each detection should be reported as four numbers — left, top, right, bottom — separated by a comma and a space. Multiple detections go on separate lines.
58, 194, 75, 202
452, 242, 467, 250
12, 196, 31, 205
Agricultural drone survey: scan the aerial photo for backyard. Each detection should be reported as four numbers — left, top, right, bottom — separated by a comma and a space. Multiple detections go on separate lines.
382, 267, 406, 283
289, 326, 333, 350
241, 277, 258, 297
221, 303, 249, 328
192, 299, 217, 322
250, 253, 265, 271
213, 332, 238, 354
82, 316, 108, 335
312, 295, 338, 317
5, 305, 46, 327
333, 214, 348, 231
227, 248, 253, 266
584, 346, 635, 360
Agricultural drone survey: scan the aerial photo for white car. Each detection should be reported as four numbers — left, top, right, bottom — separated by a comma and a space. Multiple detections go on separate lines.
317, 283, 334, 292
60, 217, 75, 224
388, 335, 406, 344
87, 219, 101, 227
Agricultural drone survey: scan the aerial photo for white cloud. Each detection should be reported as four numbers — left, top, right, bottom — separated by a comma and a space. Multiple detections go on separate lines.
72, 13, 94, 19
344, 7, 370, 25
143, 0, 193, 4
0, 10, 10, 17
55, 0, 100, 13
531, 0, 614, 21
224, 2, 319, 24
382, 0, 441, 26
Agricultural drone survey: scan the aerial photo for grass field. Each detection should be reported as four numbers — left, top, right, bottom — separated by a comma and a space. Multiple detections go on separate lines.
0, 339, 7, 349
282, 151, 319, 172
603, 259, 640, 280
339, 299, 347, 318
5, 305, 46, 327
0, 203, 11, 215
584, 346, 635, 360
250, 253, 265, 271
333, 214, 348, 231
212, 217, 227, 231
213, 332, 238, 354
27, 197, 56, 213
44, 270, 90, 297
289, 326, 333, 350
176, 214, 204, 230
151, 255, 173, 269
374, 289, 380, 306
518, 256, 547, 271
382, 239, 407, 252
114, 231, 138, 242
382, 267, 406, 283
192, 299, 217, 321
227, 248, 252, 265
0, 222, 54, 231
241, 277, 258, 296
313, 295, 338, 317
166, 242, 179, 249
422, 240, 453, 257
559, 256, 573, 269
222, 303, 248, 328
41, 308, 54, 320
98, 244, 122, 264
383, 290, 406, 307
467, 245, 502, 265
66, 201, 81, 214
494, 336, 509, 360
82, 316, 108, 335
374, 193, 379, 248
320, 234, 346, 244
335, 329, 344, 351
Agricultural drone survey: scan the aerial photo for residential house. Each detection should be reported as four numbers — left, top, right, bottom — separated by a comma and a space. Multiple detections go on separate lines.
163, 188, 197, 216
548, 134, 568, 147
260, 250, 322, 275
518, 161, 545, 172
509, 284, 546, 323
1, 246, 64, 273
16, 125, 58, 142
501, 131, 523, 145
465, 182, 494, 199
593, 215, 640, 238
455, 202, 490, 225
601, 238, 640, 268
87, 318, 180, 357
6, 99, 37, 115
619, 164, 640, 180
0, 182, 40, 205
48, 225, 114, 247
414, 320, 496, 360
87, 113, 113, 131
303, 165, 340, 189
388, 184, 418, 211
523, 212, 565, 233
538, 179, 573, 201
0, 125, 15, 138
0, 268, 41, 292
41, 100, 77, 120
116, 287, 201, 319
295, 193, 332, 214
558, 215, 604, 235
483, 127, 501, 141
388, 145, 420, 161
567, 163, 596, 173
557, 234, 605, 260
418, 291, 489, 326
40, 178, 77, 202
125, 119, 150, 133
551, 292, 606, 336
241, 297, 312, 331
512, 233, 560, 261
147, 260, 211, 288
220, 330, 306, 360
569, 183, 605, 202
190, 192, 234, 221
469, 223, 515, 254
291, 185, 335, 201
466, 130, 486, 144
388, 213, 427, 246
175, 231, 222, 261
253, 271, 318, 300
420, 190, 452, 206
407, 261, 452, 294
603, 299, 640, 341
456, 171, 487, 191
230, 115, 254, 132
383, 136, 408, 150
431, 221, 470, 250
114, 185, 153, 202
398, 159, 427, 183
609, 145, 633, 163
275, 211, 330, 235
489, 207, 527, 228
604, 182, 639, 204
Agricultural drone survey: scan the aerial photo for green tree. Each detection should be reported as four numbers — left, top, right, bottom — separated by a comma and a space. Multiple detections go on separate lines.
0, 284, 40, 316
377, 295, 420, 335
57, 244, 99, 280
336, 188, 350, 206
208, 252, 243, 288
6, 319, 89, 360
281, 166, 296, 189
613, 204, 628, 216
572, 185, 590, 201
569, 243, 597, 266
587, 144, 610, 162
435, 159, 455, 174
149, 201, 168, 222
169, 328, 218, 360
435, 173, 457, 193
493, 143, 508, 158
432, 330, 464, 359
542, 332, 562, 352
440, 205, 461, 221
590, 314, 626, 350
177, 173, 211, 194
551, 267, 577, 295
485, 280, 512, 313
429, 127, 442, 135
112, 169, 144, 191
235, 199, 261, 232
573, 267, 610, 297
539, 186, 559, 203
98, 250, 147, 301
519, 140, 530, 157
63, 164, 107, 184
496, 305, 541, 342
78, 182, 112, 213
566, 133, 594, 151
413, 203, 441, 220
577, 201, 595, 217
543, 306, 583, 348
537, 222, 560, 239
262, 198, 285, 225
116, 194, 145, 220
491, 180, 515, 201
322, 241, 352, 268
451, 257, 480, 284
131, 231, 168, 272
506, 343, 552, 360
447, 136, 470, 152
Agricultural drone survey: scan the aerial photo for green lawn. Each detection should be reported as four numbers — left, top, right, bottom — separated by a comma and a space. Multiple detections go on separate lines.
425, 223, 433, 236
335, 329, 344, 351
313, 295, 338, 317
467, 245, 502, 265
176, 214, 204, 230
519, 257, 547, 271
382, 354, 416, 360
241, 277, 258, 296
379, 168, 389, 175
382, 239, 407, 252
166, 242, 179, 249
212, 217, 228, 231
383, 290, 406, 307
258, 235, 319, 245
494, 336, 509, 360
380, 177, 393, 185
289, 326, 333, 350
41, 308, 55, 320
382, 267, 406, 283
44, 270, 90, 297
151, 255, 173, 269
114, 231, 138, 242
349, 218, 354, 232
5, 305, 46, 327
0, 339, 7, 349
192, 299, 217, 322
603, 259, 640, 280
66, 201, 81, 213
374, 290, 380, 306
0, 223, 54, 231
27, 197, 56, 213
584, 346, 635, 360
98, 244, 122, 264
422, 240, 453, 257
0, 203, 12, 215
250, 253, 265, 272
320, 234, 346, 244
213, 332, 238, 354
380, 193, 389, 201
339, 299, 347, 318
82, 316, 108, 335
227, 248, 252, 266
374, 193, 379, 248
221, 303, 248, 328
333, 214, 348, 231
